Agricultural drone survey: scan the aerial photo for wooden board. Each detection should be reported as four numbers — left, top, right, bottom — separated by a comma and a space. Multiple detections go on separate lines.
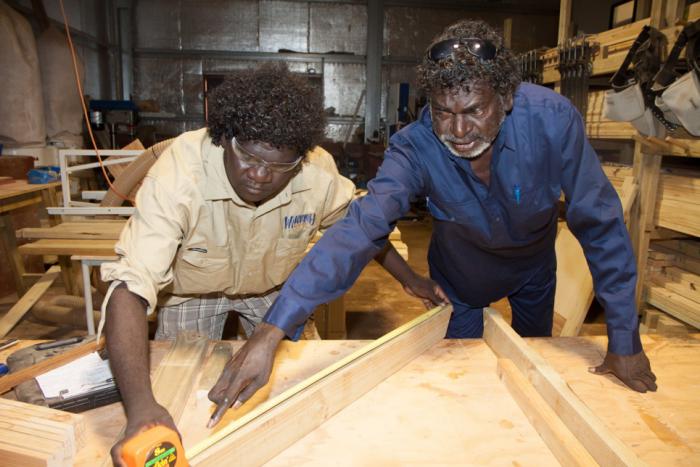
17, 222, 126, 240
152, 332, 209, 423
553, 224, 594, 337
17, 239, 118, 257
496, 358, 597, 466
483, 308, 643, 466
0, 337, 104, 395
0, 398, 85, 467
0, 181, 62, 202
527, 334, 700, 466
187, 304, 451, 465
0, 265, 60, 338
99, 332, 208, 467
265, 339, 559, 466
647, 286, 700, 329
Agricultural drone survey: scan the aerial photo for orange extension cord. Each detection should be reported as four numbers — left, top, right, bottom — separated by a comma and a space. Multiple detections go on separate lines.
59, 0, 134, 204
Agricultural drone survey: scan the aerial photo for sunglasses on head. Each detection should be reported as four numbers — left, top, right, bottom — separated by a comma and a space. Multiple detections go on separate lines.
427, 38, 498, 63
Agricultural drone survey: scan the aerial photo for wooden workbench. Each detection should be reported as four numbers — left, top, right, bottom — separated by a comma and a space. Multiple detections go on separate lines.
0, 180, 61, 296
15, 222, 408, 339
53, 334, 700, 465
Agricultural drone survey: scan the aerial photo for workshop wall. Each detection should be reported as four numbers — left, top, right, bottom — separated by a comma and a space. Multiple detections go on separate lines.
131, 0, 558, 141
10, 0, 112, 102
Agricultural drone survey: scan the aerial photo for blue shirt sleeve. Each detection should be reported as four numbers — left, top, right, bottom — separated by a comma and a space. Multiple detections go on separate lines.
264, 137, 426, 338
560, 107, 642, 355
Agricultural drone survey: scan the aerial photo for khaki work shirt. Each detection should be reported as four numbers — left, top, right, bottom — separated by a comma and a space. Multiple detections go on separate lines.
101, 128, 355, 312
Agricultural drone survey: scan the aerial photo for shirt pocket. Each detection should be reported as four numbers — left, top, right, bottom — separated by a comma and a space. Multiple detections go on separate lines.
427, 196, 481, 226
506, 186, 555, 235
173, 247, 231, 293
267, 237, 310, 285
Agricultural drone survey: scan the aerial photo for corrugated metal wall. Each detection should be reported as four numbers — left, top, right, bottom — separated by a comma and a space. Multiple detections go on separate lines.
130, 0, 558, 140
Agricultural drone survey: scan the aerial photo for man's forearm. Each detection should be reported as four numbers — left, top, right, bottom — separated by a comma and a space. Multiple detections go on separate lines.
374, 242, 417, 285
106, 284, 157, 417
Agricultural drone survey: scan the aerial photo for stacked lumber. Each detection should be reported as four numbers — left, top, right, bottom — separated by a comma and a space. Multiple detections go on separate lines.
584, 91, 636, 139
656, 172, 700, 237
602, 164, 633, 191
646, 240, 700, 330
0, 398, 85, 467
602, 165, 700, 238
640, 307, 694, 335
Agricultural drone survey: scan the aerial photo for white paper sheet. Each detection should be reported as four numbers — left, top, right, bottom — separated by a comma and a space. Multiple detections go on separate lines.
36, 351, 115, 399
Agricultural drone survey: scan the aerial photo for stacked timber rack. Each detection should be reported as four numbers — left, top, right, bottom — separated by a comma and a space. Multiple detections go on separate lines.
541, 2, 700, 86
646, 240, 700, 330
602, 161, 700, 333
541, 3, 700, 140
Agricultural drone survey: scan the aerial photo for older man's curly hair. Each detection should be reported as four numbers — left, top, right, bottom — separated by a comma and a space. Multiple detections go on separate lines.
207, 63, 325, 157
417, 19, 521, 97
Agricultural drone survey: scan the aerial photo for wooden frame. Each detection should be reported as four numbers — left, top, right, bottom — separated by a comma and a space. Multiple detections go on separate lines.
187, 304, 452, 466
483, 308, 644, 466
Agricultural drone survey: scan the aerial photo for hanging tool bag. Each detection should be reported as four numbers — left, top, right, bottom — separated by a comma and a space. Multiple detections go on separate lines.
603, 25, 669, 137
652, 20, 700, 136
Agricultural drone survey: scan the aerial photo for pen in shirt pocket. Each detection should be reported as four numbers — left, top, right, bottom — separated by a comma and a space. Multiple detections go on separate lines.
513, 184, 521, 205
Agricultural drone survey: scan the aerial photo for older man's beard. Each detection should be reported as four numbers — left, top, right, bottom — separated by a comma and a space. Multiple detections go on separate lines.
438, 106, 506, 160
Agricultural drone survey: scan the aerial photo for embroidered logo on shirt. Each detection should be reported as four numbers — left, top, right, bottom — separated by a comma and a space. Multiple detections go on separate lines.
284, 213, 316, 230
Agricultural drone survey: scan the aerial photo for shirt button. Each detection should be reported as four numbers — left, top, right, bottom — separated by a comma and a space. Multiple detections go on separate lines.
495, 217, 501, 222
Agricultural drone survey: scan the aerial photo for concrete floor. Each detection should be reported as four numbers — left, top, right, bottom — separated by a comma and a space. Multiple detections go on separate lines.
344, 217, 512, 338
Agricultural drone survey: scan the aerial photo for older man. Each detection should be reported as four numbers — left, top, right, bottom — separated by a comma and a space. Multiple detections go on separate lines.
207, 19, 656, 426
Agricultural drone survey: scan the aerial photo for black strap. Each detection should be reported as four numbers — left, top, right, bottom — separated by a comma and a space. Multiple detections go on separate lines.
653, 20, 700, 89
610, 26, 651, 91
685, 20, 700, 74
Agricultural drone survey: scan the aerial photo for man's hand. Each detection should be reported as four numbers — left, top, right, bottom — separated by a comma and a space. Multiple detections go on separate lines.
590, 350, 657, 393
402, 274, 450, 309
207, 322, 285, 427
110, 401, 179, 467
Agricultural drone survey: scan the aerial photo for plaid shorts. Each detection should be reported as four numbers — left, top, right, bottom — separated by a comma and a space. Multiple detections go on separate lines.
154, 290, 319, 340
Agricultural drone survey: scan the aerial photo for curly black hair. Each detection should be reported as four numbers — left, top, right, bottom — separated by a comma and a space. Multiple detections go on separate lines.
207, 63, 325, 157
417, 19, 521, 98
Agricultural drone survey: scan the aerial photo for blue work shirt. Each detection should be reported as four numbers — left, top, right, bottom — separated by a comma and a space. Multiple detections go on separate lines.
265, 83, 641, 355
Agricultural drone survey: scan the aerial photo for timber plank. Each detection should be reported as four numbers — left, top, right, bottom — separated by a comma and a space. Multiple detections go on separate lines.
0, 428, 64, 466
497, 358, 598, 467
0, 399, 85, 451
0, 440, 57, 467
553, 224, 594, 337
649, 269, 700, 304
0, 265, 60, 338
17, 239, 118, 257
647, 286, 700, 329
99, 332, 208, 467
483, 308, 644, 466
0, 337, 104, 394
152, 332, 209, 423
